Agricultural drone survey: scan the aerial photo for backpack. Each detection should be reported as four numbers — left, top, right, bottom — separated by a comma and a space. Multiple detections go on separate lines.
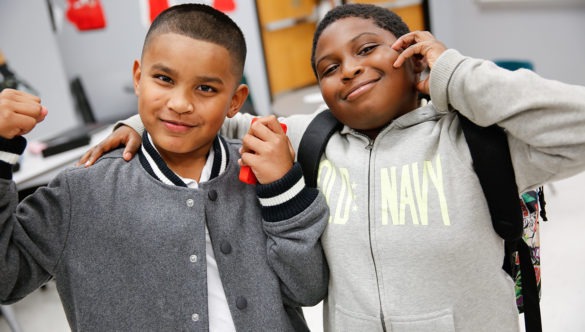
297, 109, 547, 332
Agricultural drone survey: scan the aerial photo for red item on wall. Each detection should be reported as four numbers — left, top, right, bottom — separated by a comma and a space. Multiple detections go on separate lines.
66, 0, 107, 31
214, 0, 236, 13
149, 0, 169, 23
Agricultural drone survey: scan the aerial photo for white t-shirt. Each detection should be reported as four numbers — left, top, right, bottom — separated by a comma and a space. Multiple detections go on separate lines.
180, 147, 236, 332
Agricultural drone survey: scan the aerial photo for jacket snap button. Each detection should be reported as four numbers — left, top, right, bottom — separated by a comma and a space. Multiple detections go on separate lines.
208, 190, 218, 201
220, 241, 232, 254
236, 296, 247, 310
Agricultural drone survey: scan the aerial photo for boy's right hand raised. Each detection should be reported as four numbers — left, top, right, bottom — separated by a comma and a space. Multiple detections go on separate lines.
0, 88, 47, 139
391, 31, 447, 95
77, 125, 142, 167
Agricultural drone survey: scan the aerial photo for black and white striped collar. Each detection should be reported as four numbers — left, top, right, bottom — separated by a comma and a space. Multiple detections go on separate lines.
138, 131, 229, 187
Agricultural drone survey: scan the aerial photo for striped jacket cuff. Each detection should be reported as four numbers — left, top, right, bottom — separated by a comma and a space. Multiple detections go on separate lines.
0, 136, 27, 179
256, 162, 318, 222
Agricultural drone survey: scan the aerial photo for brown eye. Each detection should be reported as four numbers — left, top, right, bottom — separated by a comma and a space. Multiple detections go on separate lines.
358, 44, 378, 56
321, 64, 338, 78
197, 85, 216, 93
155, 74, 173, 84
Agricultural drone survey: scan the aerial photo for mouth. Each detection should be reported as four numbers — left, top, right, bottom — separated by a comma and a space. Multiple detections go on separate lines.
343, 78, 380, 101
161, 118, 195, 132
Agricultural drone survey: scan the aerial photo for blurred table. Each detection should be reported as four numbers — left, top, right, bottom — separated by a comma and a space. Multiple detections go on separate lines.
14, 124, 113, 190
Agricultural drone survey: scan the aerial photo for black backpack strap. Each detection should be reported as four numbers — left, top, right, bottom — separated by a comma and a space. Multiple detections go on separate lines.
458, 113, 524, 240
517, 240, 543, 331
297, 109, 343, 188
538, 187, 548, 221
458, 112, 541, 332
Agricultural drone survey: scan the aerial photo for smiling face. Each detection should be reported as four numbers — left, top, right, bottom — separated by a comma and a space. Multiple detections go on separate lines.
133, 32, 248, 165
314, 17, 422, 138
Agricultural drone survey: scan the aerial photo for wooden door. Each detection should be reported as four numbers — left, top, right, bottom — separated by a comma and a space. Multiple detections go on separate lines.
256, 0, 319, 98
347, 0, 427, 31
256, 0, 428, 99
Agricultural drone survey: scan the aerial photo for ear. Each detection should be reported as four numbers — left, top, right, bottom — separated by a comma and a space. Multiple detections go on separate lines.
410, 54, 427, 76
132, 60, 141, 96
227, 83, 249, 118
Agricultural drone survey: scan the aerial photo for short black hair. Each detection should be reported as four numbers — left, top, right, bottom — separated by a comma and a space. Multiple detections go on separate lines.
143, 4, 246, 79
311, 4, 410, 77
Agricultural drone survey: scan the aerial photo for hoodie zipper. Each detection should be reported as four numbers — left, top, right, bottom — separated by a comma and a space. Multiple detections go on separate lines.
363, 136, 387, 331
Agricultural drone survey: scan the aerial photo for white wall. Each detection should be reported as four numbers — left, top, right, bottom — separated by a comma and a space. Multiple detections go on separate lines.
4, 1, 584, 142
52, 0, 145, 123
53, 0, 270, 120
429, 0, 585, 85
51, 0, 272, 122
224, 0, 272, 116
0, 0, 78, 141
1, 0, 272, 143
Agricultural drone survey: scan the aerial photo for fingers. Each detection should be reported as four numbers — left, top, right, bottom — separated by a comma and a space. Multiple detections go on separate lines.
77, 142, 111, 167
262, 116, 287, 135
392, 31, 447, 69
251, 115, 285, 137
123, 132, 142, 161
241, 115, 280, 155
38, 106, 48, 123
240, 126, 268, 162
287, 137, 295, 161
239, 115, 293, 184
3, 113, 36, 137
0, 88, 44, 117
243, 116, 287, 155
2, 88, 41, 104
0, 89, 46, 139
77, 148, 95, 166
416, 78, 430, 97
391, 31, 434, 51
77, 125, 143, 167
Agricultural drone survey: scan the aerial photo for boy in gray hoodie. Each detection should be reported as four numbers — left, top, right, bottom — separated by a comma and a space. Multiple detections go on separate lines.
80, 3, 585, 332
0, 4, 329, 332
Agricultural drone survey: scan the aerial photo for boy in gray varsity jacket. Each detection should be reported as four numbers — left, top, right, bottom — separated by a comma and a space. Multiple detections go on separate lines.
79, 4, 585, 332
0, 4, 329, 332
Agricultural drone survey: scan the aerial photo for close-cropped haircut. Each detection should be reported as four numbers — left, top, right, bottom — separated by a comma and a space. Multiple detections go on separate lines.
143, 4, 247, 79
311, 4, 410, 76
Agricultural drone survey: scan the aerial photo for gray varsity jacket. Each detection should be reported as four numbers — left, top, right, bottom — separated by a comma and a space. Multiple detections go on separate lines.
0, 135, 329, 331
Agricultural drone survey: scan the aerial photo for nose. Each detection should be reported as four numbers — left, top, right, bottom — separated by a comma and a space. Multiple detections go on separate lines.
341, 59, 363, 82
167, 89, 194, 114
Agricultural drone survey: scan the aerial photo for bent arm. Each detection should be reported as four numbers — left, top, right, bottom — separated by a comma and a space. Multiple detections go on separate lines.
220, 112, 255, 139
258, 163, 329, 306
80, 110, 318, 166
430, 49, 585, 191
0, 137, 69, 303
222, 112, 320, 153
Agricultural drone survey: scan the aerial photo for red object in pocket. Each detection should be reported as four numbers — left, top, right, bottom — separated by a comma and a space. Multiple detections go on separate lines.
66, 0, 107, 31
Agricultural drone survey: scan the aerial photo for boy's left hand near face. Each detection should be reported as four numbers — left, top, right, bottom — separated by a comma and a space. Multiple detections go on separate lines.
0, 88, 47, 139
239, 116, 294, 184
